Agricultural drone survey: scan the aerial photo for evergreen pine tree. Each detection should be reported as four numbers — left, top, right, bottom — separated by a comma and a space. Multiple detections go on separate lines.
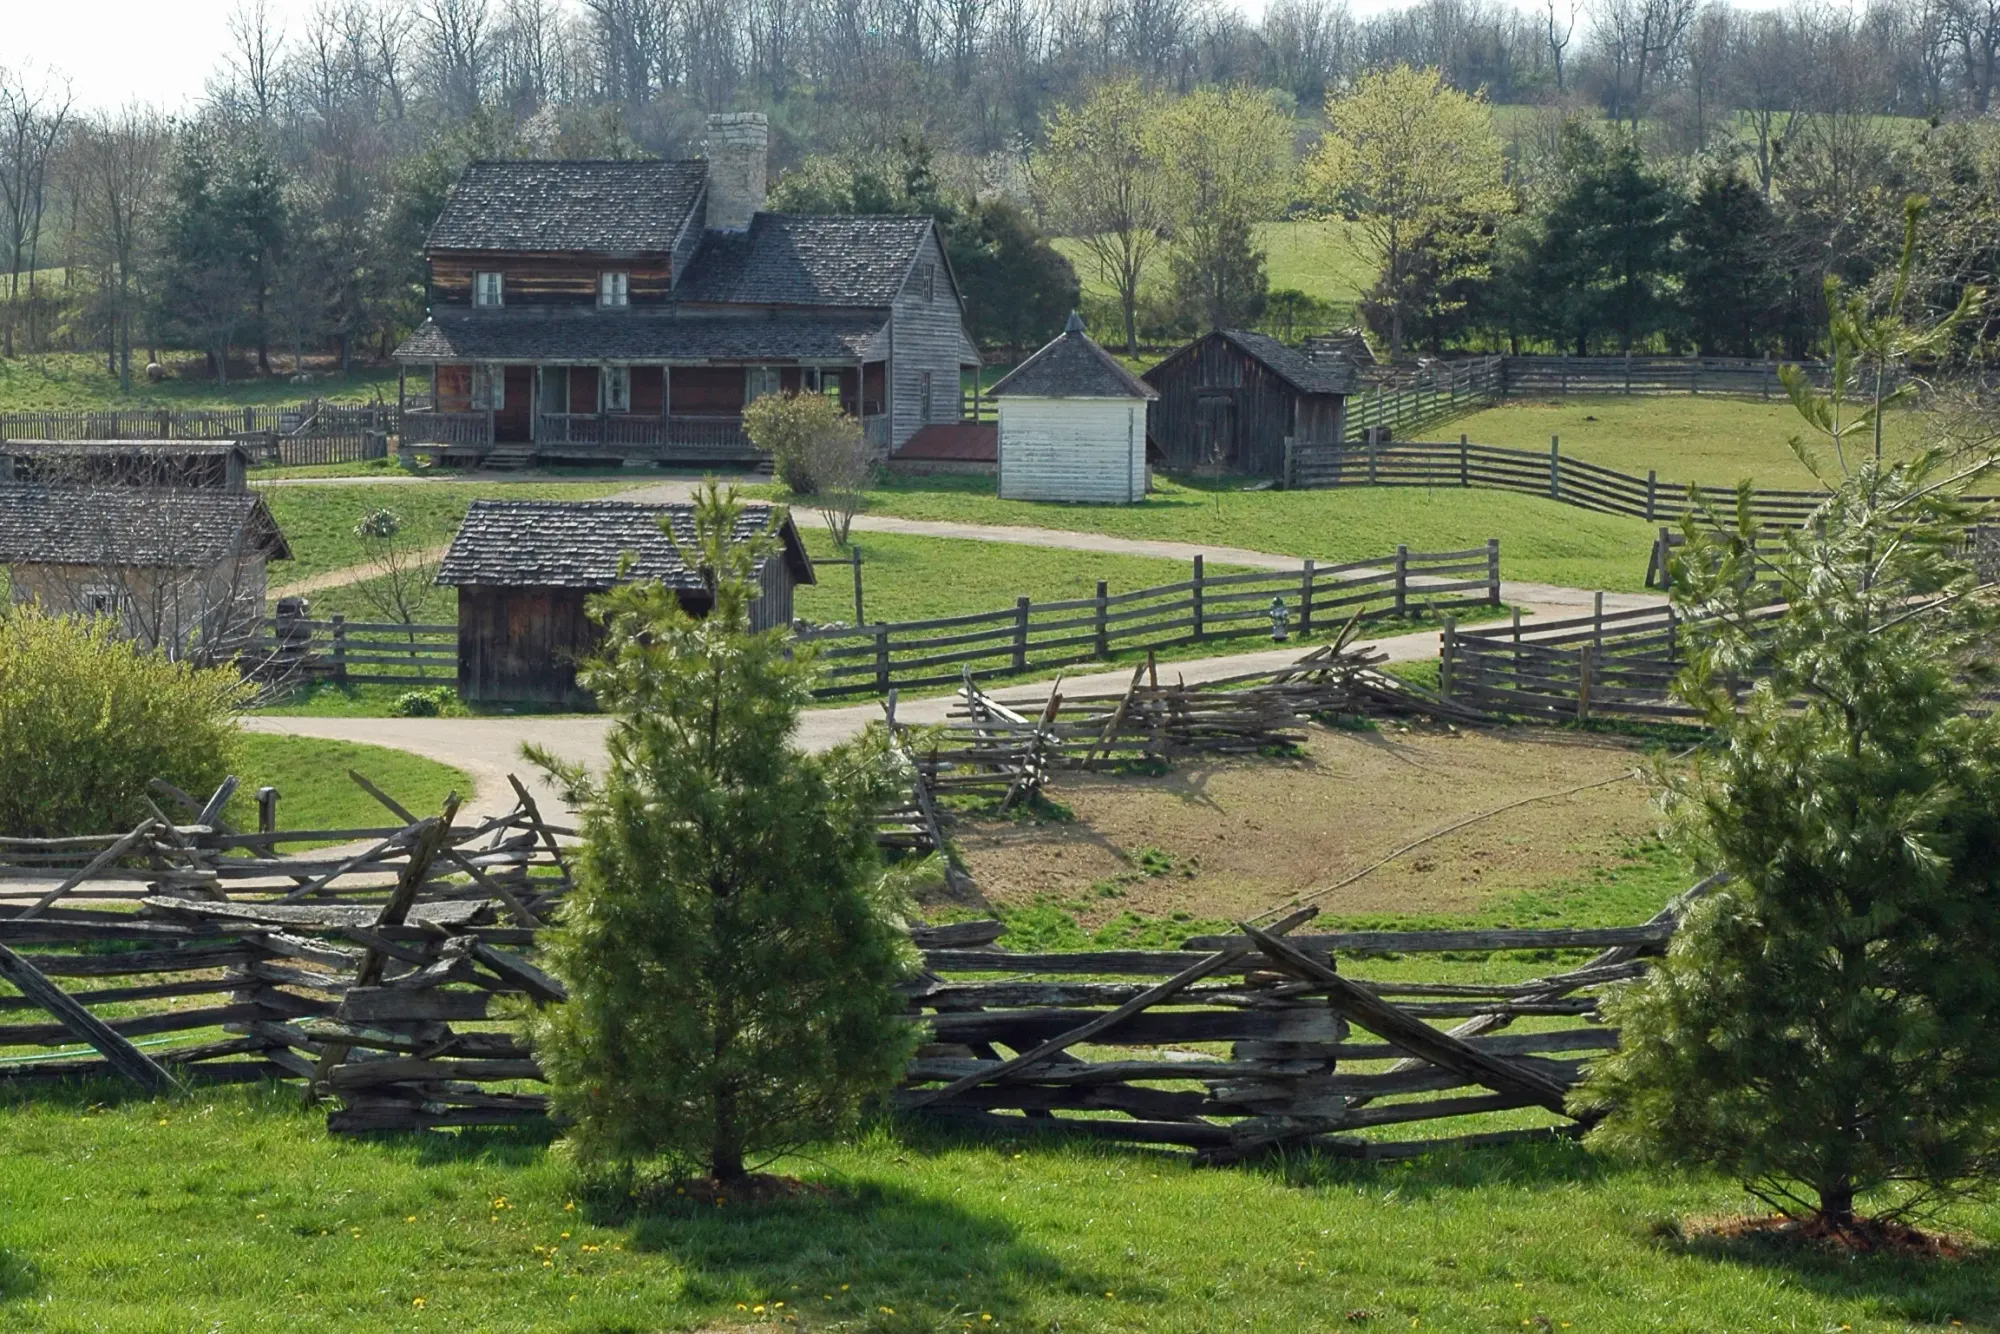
527, 484, 918, 1184
1167, 212, 1269, 333
1578, 204, 2000, 1231
1678, 168, 1786, 357
1522, 137, 1679, 353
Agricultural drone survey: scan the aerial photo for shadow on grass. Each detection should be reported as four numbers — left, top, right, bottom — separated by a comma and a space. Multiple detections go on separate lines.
1668, 1225, 2000, 1328
1260, 1133, 1610, 1199
0, 1248, 42, 1304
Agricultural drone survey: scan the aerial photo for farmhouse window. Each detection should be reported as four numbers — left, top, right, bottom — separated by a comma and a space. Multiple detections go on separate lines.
920, 370, 935, 422
474, 272, 504, 307
472, 364, 504, 410
745, 366, 782, 404
602, 366, 631, 412
83, 585, 118, 617
599, 272, 629, 307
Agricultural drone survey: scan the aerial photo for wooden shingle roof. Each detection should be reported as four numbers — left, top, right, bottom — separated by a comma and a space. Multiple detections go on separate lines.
988, 314, 1156, 399
427, 160, 708, 253
1211, 330, 1362, 395
396, 312, 889, 363
676, 214, 939, 307
435, 500, 814, 591
0, 486, 290, 566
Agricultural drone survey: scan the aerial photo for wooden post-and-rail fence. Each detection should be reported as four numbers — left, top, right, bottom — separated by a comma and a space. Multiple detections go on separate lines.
0, 401, 394, 467
796, 542, 1503, 698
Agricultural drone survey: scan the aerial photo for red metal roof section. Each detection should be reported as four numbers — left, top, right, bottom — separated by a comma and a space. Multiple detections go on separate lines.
893, 423, 997, 462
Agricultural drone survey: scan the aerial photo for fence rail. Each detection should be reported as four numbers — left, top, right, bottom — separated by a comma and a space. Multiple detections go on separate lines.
1340, 356, 1505, 445
1293, 437, 2000, 530
796, 543, 1502, 697
1499, 354, 1837, 399
243, 614, 456, 688
0, 400, 394, 467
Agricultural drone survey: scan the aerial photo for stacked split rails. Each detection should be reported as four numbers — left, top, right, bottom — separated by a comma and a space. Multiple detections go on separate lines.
797, 544, 1502, 699
0, 778, 575, 1091
905, 640, 1486, 804
899, 906, 1685, 1162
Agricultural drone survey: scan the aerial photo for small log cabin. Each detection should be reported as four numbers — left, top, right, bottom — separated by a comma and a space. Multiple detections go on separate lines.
435, 499, 814, 707
991, 313, 1156, 504
395, 113, 981, 469
1144, 330, 1361, 479
0, 484, 290, 653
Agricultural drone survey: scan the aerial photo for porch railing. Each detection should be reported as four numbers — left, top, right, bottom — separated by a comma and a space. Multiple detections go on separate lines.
400, 409, 493, 447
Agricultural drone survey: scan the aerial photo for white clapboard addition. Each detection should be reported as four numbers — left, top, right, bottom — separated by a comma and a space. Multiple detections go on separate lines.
992, 313, 1158, 504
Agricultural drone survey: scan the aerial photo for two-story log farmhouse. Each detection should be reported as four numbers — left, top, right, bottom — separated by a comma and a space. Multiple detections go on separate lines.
394, 113, 981, 469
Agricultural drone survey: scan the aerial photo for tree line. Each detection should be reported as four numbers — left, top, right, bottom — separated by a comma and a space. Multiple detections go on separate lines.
7, 0, 2000, 380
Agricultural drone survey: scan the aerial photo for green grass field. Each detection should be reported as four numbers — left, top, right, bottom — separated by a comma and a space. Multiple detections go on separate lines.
0, 352, 400, 413
225, 733, 473, 832
1452, 395, 1927, 489
783, 475, 1659, 593
1054, 218, 1378, 311
2, 1082, 1994, 1333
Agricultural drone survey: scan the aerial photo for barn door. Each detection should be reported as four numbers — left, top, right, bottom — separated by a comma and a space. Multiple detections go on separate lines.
1195, 394, 1236, 469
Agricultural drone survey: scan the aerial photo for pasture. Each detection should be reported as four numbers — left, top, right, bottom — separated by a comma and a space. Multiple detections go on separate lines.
0, 352, 400, 413
1053, 217, 1379, 315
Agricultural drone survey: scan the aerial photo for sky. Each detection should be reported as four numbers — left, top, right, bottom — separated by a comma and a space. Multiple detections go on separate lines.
12, 0, 1800, 116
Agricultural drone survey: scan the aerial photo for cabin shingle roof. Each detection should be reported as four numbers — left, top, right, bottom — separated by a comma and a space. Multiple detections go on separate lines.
1206, 330, 1362, 396
988, 315, 1156, 399
427, 160, 707, 253
397, 312, 889, 363
0, 486, 290, 566
675, 214, 936, 307
436, 500, 814, 590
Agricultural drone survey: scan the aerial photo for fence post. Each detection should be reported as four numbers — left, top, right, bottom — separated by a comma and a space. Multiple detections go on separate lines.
875, 625, 890, 693
1511, 606, 1523, 671
1645, 469, 1658, 522
331, 614, 348, 684
1094, 580, 1110, 658
1657, 526, 1674, 591
1593, 591, 1604, 650
1440, 616, 1457, 700
1014, 596, 1031, 671
1367, 433, 1379, 483
851, 544, 865, 626
256, 786, 280, 835
1459, 433, 1469, 486
1666, 604, 1679, 661
1393, 544, 1408, 619
1577, 644, 1593, 721
1548, 435, 1560, 500
1623, 351, 1632, 395
1299, 559, 1314, 637
1191, 555, 1205, 642
1486, 537, 1501, 606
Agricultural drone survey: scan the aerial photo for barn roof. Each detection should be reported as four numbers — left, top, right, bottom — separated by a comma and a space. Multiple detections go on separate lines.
0, 486, 290, 566
427, 159, 708, 253
396, 312, 890, 363
675, 214, 940, 308
1146, 330, 1363, 397
988, 313, 1156, 400
435, 500, 815, 591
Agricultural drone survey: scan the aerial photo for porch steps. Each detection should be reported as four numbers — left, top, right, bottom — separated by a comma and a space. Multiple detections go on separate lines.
480, 445, 538, 471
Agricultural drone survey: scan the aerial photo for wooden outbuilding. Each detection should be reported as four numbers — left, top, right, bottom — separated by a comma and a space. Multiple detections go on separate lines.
0, 484, 290, 654
989, 314, 1157, 504
1143, 330, 1361, 479
0, 439, 252, 490
435, 499, 815, 707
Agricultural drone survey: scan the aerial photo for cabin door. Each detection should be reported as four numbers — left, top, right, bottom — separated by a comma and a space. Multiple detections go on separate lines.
1194, 394, 1236, 469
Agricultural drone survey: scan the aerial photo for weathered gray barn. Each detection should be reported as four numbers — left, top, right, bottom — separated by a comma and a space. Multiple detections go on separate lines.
990, 313, 1157, 504
435, 499, 815, 707
1144, 330, 1360, 478
0, 484, 290, 654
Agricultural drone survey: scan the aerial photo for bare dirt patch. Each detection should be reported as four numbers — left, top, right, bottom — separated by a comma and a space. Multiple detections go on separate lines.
952, 723, 1664, 926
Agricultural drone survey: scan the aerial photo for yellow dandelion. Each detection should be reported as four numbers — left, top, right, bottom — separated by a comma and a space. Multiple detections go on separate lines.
880, 1306, 895, 1315
255, 1214, 266, 1221
737, 1304, 748, 1312
983, 1315, 993, 1323
775, 1301, 784, 1309
564, 1201, 576, 1212
753, 1305, 766, 1314
411, 1296, 426, 1309
405, 1215, 416, 1223
841, 1284, 850, 1291
560, 1232, 570, 1239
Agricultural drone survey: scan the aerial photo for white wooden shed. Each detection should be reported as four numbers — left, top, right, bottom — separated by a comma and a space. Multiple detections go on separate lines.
991, 313, 1158, 504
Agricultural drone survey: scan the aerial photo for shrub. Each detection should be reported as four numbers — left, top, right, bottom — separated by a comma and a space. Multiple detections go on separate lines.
742, 390, 852, 495
526, 483, 917, 1182
391, 686, 456, 717
0, 607, 247, 837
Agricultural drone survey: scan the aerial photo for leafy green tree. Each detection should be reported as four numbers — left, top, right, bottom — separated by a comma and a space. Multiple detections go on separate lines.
153, 126, 286, 383
1518, 136, 1680, 353
1677, 167, 1787, 357
1156, 85, 1293, 338
1307, 65, 1512, 359
526, 485, 918, 1184
1578, 202, 2000, 1231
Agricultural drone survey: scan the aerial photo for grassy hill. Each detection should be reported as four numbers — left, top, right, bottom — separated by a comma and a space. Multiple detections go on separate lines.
0, 352, 400, 413
1053, 218, 1378, 311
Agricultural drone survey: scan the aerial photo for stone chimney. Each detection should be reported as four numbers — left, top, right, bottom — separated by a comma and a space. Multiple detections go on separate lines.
704, 112, 768, 232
